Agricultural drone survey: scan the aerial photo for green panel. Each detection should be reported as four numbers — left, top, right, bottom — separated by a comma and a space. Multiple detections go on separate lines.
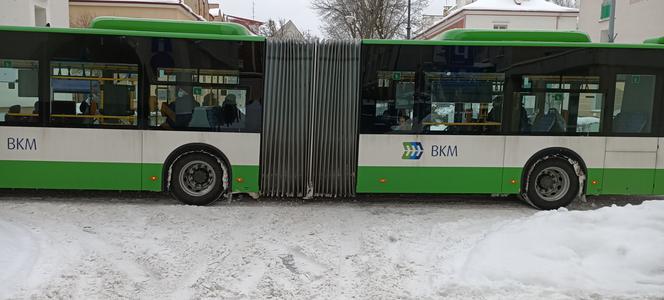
0, 160, 259, 193
142, 163, 259, 193
231, 165, 260, 193
651, 169, 664, 194
602, 169, 655, 195
357, 166, 503, 194
586, 168, 604, 195
438, 29, 591, 43
501, 167, 522, 194
142, 163, 163, 192
91, 17, 252, 36
0, 160, 141, 190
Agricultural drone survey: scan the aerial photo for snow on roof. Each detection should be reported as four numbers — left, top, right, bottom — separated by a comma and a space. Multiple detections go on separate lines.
416, 0, 578, 39
463, 0, 578, 12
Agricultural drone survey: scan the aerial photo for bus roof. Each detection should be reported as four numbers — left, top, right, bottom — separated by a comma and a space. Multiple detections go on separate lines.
438, 29, 591, 43
364, 29, 664, 50
0, 17, 265, 42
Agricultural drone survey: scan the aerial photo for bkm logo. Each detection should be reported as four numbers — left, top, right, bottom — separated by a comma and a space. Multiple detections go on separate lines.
402, 142, 424, 160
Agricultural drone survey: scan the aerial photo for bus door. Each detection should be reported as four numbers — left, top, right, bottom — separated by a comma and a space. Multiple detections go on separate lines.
604, 72, 662, 195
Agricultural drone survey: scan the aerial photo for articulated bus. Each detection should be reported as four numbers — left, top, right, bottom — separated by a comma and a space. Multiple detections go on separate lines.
1, 18, 664, 209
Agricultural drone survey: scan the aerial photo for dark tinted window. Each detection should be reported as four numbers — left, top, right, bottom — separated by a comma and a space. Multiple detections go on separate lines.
611, 74, 657, 134
0, 31, 46, 126
139, 39, 264, 132
514, 75, 603, 134
360, 45, 507, 134
0, 59, 40, 125
46, 34, 141, 128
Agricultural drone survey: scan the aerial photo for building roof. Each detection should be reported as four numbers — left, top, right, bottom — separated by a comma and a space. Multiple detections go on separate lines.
274, 20, 305, 40
225, 15, 263, 34
416, 0, 578, 40
462, 0, 578, 12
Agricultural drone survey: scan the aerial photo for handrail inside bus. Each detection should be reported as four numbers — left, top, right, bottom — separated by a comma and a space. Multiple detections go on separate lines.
437, 29, 591, 43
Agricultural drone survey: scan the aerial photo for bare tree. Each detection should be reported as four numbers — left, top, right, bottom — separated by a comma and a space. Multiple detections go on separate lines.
312, 0, 429, 39
70, 13, 97, 28
260, 18, 318, 41
259, 19, 288, 38
548, 0, 577, 8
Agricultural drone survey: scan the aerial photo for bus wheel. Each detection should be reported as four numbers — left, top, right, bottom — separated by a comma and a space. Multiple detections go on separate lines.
525, 157, 579, 210
170, 153, 226, 206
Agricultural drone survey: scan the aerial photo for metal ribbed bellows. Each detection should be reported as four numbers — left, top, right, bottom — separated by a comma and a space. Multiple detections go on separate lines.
260, 39, 360, 198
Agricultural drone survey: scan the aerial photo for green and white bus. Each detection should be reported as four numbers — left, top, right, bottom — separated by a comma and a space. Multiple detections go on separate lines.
1, 18, 663, 209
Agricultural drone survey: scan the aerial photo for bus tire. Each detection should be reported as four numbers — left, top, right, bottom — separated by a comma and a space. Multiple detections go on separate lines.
170, 153, 226, 206
525, 157, 579, 210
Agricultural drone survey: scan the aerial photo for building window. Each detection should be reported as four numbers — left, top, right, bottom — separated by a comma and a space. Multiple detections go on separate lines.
493, 24, 508, 30
34, 6, 47, 27
600, 1, 612, 20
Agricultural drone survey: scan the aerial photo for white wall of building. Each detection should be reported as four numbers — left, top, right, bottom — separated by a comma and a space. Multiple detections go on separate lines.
0, 0, 69, 27
465, 13, 577, 31
579, 0, 664, 43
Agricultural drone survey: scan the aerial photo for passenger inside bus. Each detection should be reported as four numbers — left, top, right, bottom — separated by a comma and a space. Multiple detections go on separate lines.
217, 94, 244, 128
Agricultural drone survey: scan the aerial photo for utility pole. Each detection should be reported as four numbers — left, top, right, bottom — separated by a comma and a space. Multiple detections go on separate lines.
252, 0, 256, 20
406, 0, 412, 39
608, 0, 617, 42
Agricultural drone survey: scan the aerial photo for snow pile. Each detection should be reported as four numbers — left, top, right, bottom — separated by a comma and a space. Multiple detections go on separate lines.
463, 0, 578, 12
0, 220, 38, 298
458, 201, 664, 296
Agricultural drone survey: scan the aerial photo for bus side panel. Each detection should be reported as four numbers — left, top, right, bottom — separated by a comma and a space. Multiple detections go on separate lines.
0, 126, 142, 190
141, 131, 261, 193
356, 134, 505, 194
602, 137, 657, 195
650, 138, 664, 194
503, 136, 607, 195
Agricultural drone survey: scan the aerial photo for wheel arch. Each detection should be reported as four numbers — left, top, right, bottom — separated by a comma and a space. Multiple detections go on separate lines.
162, 143, 232, 193
521, 147, 588, 196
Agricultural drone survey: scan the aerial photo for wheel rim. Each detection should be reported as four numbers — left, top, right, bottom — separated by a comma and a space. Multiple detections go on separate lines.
178, 160, 217, 197
534, 166, 570, 202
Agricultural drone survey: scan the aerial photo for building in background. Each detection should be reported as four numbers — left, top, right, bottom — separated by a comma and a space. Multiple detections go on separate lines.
416, 0, 578, 40
0, 0, 69, 27
69, 0, 210, 28
578, 0, 664, 43
224, 15, 263, 35
209, 1, 223, 21
273, 20, 305, 40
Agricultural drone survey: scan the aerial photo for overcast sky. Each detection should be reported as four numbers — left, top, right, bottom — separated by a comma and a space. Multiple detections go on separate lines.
212, 0, 455, 37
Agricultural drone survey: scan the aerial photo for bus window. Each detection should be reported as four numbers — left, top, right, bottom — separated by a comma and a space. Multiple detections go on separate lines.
151, 68, 252, 131
515, 75, 603, 134
422, 72, 504, 133
360, 71, 417, 133
0, 59, 40, 125
49, 62, 138, 127
612, 74, 656, 134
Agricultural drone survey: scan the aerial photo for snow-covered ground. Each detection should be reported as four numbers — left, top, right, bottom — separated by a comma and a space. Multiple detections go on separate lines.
0, 193, 663, 299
